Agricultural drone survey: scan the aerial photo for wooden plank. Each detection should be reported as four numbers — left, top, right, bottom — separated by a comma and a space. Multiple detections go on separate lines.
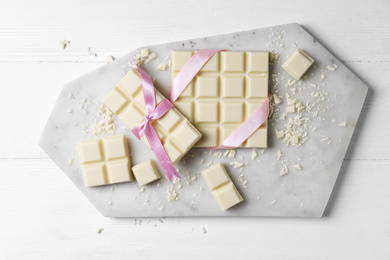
0, 159, 389, 259
0, 0, 390, 62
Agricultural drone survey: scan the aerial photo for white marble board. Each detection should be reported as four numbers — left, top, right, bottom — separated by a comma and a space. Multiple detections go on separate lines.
39, 23, 368, 217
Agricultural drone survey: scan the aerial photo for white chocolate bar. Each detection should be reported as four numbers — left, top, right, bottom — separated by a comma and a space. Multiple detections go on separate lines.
171, 51, 268, 148
132, 160, 161, 186
282, 49, 314, 80
201, 162, 243, 210
104, 69, 202, 164
77, 135, 133, 187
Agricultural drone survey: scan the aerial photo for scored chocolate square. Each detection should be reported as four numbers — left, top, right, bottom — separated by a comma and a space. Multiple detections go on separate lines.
201, 162, 243, 211
171, 51, 269, 148
77, 135, 133, 187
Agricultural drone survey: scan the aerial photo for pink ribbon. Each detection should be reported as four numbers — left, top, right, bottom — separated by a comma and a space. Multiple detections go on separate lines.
212, 96, 269, 149
170, 49, 269, 149
171, 49, 226, 102
130, 60, 180, 182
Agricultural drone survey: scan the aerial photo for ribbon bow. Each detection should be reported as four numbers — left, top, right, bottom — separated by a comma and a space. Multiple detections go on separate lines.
130, 59, 180, 182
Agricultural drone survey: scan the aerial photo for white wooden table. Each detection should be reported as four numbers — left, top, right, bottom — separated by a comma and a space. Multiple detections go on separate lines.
1, 0, 390, 259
